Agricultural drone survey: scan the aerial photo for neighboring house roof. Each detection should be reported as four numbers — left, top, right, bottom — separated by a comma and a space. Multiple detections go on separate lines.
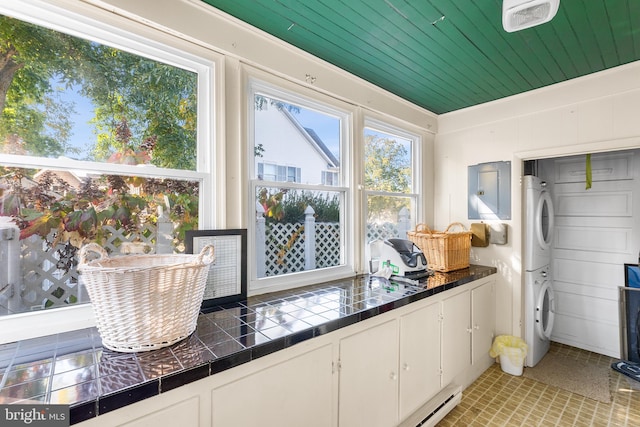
303, 127, 339, 168
280, 108, 339, 168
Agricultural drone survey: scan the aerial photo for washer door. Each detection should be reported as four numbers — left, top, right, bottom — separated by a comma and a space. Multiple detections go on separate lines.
535, 190, 554, 250
535, 280, 555, 340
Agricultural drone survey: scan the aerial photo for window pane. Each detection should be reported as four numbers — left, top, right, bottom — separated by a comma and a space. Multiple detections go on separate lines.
255, 186, 342, 277
364, 128, 412, 193
0, 166, 199, 316
0, 14, 198, 170
366, 195, 413, 243
253, 95, 340, 185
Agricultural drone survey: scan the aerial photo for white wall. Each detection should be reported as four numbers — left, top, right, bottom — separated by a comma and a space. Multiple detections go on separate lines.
254, 106, 332, 185
436, 61, 640, 338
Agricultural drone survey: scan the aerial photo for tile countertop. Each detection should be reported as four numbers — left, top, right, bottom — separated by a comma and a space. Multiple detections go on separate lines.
0, 265, 496, 425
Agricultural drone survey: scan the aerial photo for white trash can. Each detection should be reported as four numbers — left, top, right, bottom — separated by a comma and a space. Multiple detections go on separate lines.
490, 335, 528, 376
499, 346, 526, 376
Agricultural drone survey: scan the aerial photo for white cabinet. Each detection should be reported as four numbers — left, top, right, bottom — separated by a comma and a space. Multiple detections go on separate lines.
338, 320, 399, 427
441, 279, 496, 387
441, 290, 471, 387
471, 281, 495, 366
211, 343, 334, 427
338, 299, 444, 427
398, 300, 441, 421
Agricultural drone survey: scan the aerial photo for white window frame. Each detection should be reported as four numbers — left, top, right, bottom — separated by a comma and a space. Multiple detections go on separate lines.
247, 71, 355, 294
363, 116, 423, 242
0, 1, 220, 344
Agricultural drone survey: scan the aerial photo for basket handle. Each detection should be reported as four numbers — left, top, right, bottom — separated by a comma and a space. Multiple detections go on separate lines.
414, 223, 434, 234
444, 222, 468, 232
78, 243, 109, 265
196, 244, 216, 265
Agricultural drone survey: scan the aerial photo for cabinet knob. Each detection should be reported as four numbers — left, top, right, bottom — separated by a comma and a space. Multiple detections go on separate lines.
402, 363, 410, 371
474, 325, 480, 330
390, 372, 397, 380
466, 328, 473, 334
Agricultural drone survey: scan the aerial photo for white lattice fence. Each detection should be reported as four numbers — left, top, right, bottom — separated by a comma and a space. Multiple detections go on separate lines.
367, 222, 401, 242
263, 222, 342, 275
256, 206, 411, 277
264, 222, 306, 276
101, 224, 158, 253
315, 223, 340, 268
19, 233, 79, 312
16, 224, 162, 312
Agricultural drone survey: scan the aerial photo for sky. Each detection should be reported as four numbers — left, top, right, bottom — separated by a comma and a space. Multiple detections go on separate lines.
295, 108, 340, 160
63, 84, 96, 160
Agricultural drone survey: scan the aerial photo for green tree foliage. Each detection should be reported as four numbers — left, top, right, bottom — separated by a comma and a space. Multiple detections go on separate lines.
364, 133, 412, 223
0, 14, 197, 169
257, 188, 340, 224
364, 133, 411, 192
0, 15, 87, 157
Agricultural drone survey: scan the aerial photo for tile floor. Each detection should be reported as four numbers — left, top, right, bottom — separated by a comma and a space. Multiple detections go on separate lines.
437, 343, 640, 426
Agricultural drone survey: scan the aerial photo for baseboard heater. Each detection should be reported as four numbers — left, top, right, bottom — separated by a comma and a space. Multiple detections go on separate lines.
398, 384, 462, 427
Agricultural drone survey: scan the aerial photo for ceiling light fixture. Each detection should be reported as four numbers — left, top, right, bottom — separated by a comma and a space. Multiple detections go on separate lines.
502, 0, 559, 32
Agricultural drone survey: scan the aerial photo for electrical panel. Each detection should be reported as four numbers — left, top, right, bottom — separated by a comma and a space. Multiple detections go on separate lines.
468, 161, 511, 220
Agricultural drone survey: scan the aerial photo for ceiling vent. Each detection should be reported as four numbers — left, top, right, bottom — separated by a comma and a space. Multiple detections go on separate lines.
502, 0, 560, 32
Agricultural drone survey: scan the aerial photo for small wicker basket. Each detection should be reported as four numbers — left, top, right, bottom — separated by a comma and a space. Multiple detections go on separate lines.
78, 243, 215, 353
407, 222, 472, 272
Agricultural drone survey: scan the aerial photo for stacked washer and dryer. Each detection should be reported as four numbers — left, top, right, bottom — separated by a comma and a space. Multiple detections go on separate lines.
523, 175, 556, 367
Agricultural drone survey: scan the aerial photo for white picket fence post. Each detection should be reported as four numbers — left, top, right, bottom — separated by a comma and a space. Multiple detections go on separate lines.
256, 201, 266, 278
304, 206, 316, 270
155, 205, 174, 254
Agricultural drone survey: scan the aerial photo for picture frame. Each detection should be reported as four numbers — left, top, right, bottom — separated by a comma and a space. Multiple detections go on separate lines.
185, 229, 247, 310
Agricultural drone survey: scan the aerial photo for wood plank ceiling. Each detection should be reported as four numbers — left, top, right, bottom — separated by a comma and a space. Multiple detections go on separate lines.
200, 0, 640, 115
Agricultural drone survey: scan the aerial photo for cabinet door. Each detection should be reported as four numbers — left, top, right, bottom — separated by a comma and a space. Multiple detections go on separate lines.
115, 397, 200, 427
441, 290, 471, 386
399, 301, 441, 421
211, 344, 333, 427
471, 281, 495, 365
339, 320, 398, 427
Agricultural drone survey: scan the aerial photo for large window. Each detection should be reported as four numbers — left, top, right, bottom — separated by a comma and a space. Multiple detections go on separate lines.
249, 78, 352, 291
364, 119, 420, 247
0, 3, 215, 341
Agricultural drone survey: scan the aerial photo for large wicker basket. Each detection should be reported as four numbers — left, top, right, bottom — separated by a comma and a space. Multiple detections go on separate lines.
407, 222, 472, 272
78, 243, 215, 353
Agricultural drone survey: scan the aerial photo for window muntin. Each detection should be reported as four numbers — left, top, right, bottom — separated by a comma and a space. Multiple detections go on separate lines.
364, 122, 419, 245
0, 4, 214, 337
250, 84, 350, 290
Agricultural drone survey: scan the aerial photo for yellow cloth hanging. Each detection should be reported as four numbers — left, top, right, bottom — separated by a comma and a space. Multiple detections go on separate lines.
585, 153, 592, 190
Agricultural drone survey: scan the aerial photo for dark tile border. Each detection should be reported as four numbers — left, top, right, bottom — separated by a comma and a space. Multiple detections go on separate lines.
160, 363, 210, 393
98, 380, 159, 415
